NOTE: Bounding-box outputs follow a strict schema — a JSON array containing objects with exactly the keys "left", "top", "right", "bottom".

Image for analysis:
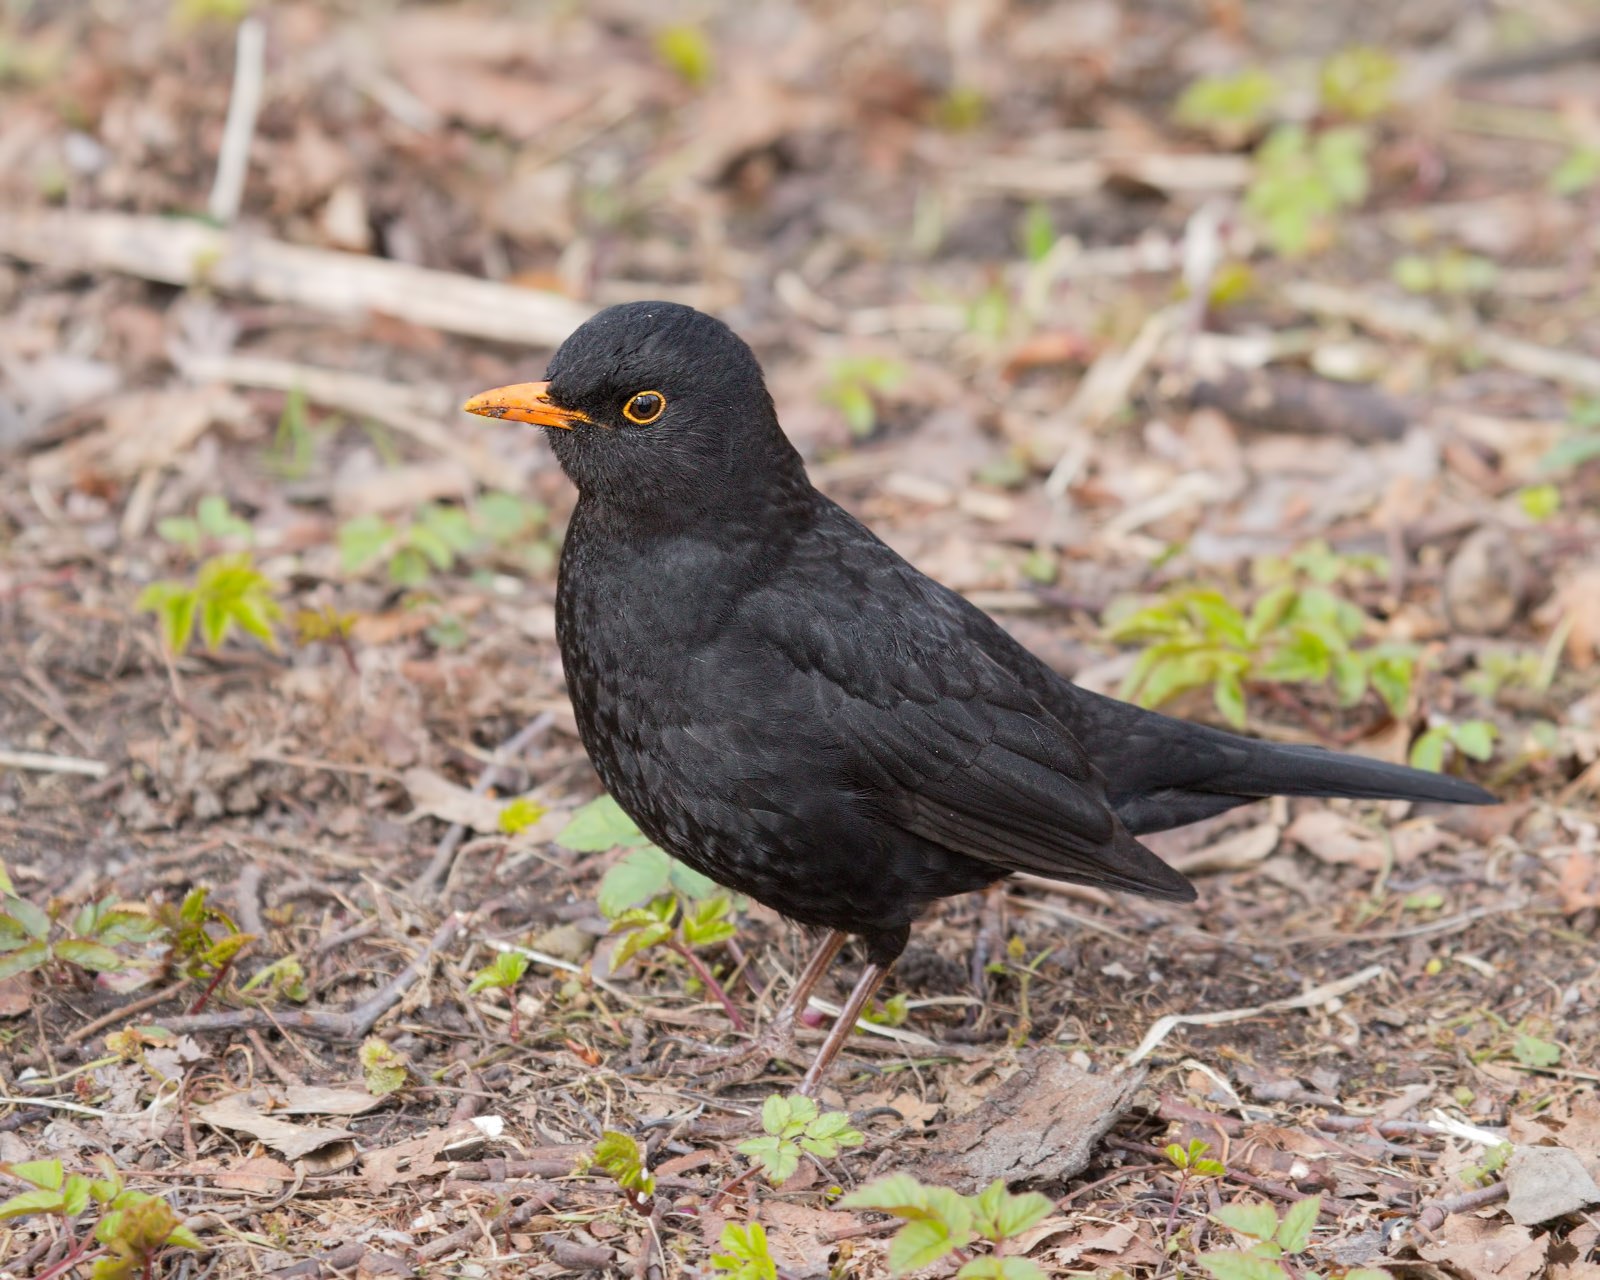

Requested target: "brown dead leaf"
[
  {"left": 0, "top": 975, "right": 31, "bottom": 1018},
  {"left": 400, "top": 767, "right": 505, "bottom": 832},
  {"left": 1286, "top": 809, "right": 1443, "bottom": 870},
  {"left": 215, "top": 1155, "right": 296, "bottom": 1195},
  {"left": 195, "top": 1094, "right": 357, "bottom": 1162},
  {"left": 1419, "top": 1216, "right": 1549, "bottom": 1280},
  {"left": 28, "top": 386, "right": 248, "bottom": 484},
  {"left": 1170, "top": 821, "right": 1280, "bottom": 874},
  {"left": 1547, "top": 568, "right": 1600, "bottom": 670},
  {"left": 1558, "top": 850, "right": 1600, "bottom": 914},
  {"left": 361, "top": 1120, "right": 493, "bottom": 1193}
]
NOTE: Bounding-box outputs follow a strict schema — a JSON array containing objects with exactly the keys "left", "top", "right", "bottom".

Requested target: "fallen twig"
[
  {"left": 0, "top": 210, "right": 592, "bottom": 347},
  {"left": 0, "top": 748, "right": 109, "bottom": 778},
  {"left": 151, "top": 913, "right": 464, "bottom": 1040},
  {"left": 208, "top": 17, "right": 265, "bottom": 223},
  {"left": 1414, "top": 1181, "right": 1509, "bottom": 1235},
  {"left": 1124, "top": 964, "right": 1387, "bottom": 1066}
]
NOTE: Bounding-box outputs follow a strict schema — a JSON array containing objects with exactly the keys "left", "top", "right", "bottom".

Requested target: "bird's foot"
[{"left": 651, "top": 1015, "right": 802, "bottom": 1090}]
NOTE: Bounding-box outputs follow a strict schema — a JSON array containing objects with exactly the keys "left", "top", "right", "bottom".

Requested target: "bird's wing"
[{"left": 746, "top": 508, "right": 1195, "bottom": 902}]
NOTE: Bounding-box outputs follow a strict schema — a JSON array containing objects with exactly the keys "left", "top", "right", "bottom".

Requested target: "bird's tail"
[{"left": 1074, "top": 690, "right": 1496, "bottom": 836}]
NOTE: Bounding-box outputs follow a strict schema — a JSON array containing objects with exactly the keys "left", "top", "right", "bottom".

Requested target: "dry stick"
[
  {"left": 409, "top": 712, "right": 555, "bottom": 898},
  {"left": 150, "top": 912, "right": 464, "bottom": 1039},
  {"left": 63, "top": 982, "right": 188, "bottom": 1045},
  {"left": 1106, "top": 1137, "right": 1310, "bottom": 1206},
  {"left": 0, "top": 748, "right": 109, "bottom": 778},
  {"left": 207, "top": 16, "right": 265, "bottom": 223},
  {"left": 412, "top": 1188, "right": 561, "bottom": 1262},
  {"left": 1415, "top": 1182, "right": 1509, "bottom": 1234},
  {"left": 0, "top": 210, "right": 592, "bottom": 348}
]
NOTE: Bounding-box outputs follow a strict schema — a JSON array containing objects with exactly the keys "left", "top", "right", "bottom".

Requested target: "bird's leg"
[
  {"left": 966, "top": 882, "right": 1008, "bottom": 1027},
  {"left": 797, "top": 960, "right": 889, "bottom": 1096},
  {"left": 662, "top": 930, "right": 847, "bottom": 1085}
]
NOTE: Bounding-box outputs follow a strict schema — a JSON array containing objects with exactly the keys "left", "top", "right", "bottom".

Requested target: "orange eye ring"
[{"left": 623, "top": 390, "right": 666, "bottom": 425}]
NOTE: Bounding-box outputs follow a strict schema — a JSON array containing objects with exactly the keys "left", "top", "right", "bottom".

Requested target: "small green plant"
[
  {"left": 655, "top": 24, "right": 712, "bottom": 86},
  {"left": 468, "top": 950, "right": 531, "bottom": 1039},
  {"left": 1542, "top": 397, "right": 1600, "bottom": 474},
  {"left": 1460, "top": 1141, "right": 1512, "bottom": 1188},
  {"left": 1246, "top": 124, "right": 1370, "bottom": 257},
  {"left": 736, "top": 1094, "right": 864, "bottom": 1187},
  {"left": 0, "top": 893, "right": 162, "bottom": 987},
  {"left": 559, "top": 798, "right": 746, "bottom": 1025},
  {"left": 1408, "top": 718, "right": 1497, "bottom": 772},
  {"left": 1198, "top": 1193, "right": 1392, "bottom": 1279},
  {"left": 838, "top": 1173, "right": 1054, "bottom": 1279},
  {"left": 138, "top": 553, "right": 282, "bottom": 654},
  {"left": 1392, "top": 250, "right": 1498, "bottom": 296},
  {"left": 1551, "top": 146, "right": 1600, "bottom": 197},
  {"left": 711, "top": 1221, "right": 776, "bottom": 1280},
  {"left": 1317, "top": 46, "right": 1398, "bottom": 120},
  {"left": 237, "top": 954, "right": 308, "bottom": 1003},
  {"left": 339, "top": 493, "right": 549, "bottom": 587},
  {"left": 821, "top": 356, "right": 907, "bottom": 438},
  {"left": 1016, "top": 203, "right": 1056, "bottom": 262},
  {"left": 0, "top": 1156, "right": 202, "bottom": 1279},
  {"left": 498, "top": 796, "right": 548, "bottom": 836},
  {"left": 155, "top": 495, "right": 254, "bottom": 553},
  {"left": 1174, "top": 68, "right": 1278, "bottom": 142},
  {"left": 592, "top": 1131, "right": 654, "bottom": 1211},
  {"left": 1107, "top": 542, "right": 1417, "bottom": 730},
  {"left": 155, "top": 887, "right": 255, "bottom": 1011},
  {"left": 359, "top": 1036, "right": 408, "bottom": 1096}
]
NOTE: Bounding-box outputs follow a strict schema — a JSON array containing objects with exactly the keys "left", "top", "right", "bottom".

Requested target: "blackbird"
[{"left": 466, "top": 302, "right": 1493, "bottom": 1093}]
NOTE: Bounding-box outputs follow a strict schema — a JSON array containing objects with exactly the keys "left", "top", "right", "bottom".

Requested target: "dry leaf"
[
  {"left": 401, "top": 767, "right": 505, "bottom": 831},
  {"left": 1418, "top": 1215, "right": 1549, "bottom": 1280},
  {"left": 195, "top": 1094, "right": 357, "bottom": 1162},
  {"left": 215, "top": 1155, "right": 295, "bottom": 1195}
]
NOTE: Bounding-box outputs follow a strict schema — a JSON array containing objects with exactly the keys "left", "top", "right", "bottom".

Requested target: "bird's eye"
[{"left": 622, "top": 390, "right": 666, "bottom": 425}]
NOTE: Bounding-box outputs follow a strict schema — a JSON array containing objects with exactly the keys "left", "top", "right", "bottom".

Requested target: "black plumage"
[{"left": 466, "top": 302, "right": 1492, "bottom": 1090}]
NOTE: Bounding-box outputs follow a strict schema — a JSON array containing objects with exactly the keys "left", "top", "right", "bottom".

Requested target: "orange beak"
[{"left": 461, "top": 381, "right": 591, "bottom": 430}]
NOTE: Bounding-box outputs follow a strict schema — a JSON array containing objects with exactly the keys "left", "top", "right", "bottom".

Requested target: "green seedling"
[
  {"left": 0, "top": 893, "right": 162, "bottom": 989},
  {"left": 736, "top": 1094, "right": 864, "bottom": 1187},
  {"left": 1318, "top": 46, "right": 1398, "bottom": 120},
  {"left": 467, "top": 951, "right": 531, "bottom": 1039},
  {"left": 821, "top": 356, "right": 907, "bottom": 438},
  {"left": 139, "top": 504, "right": 281, "bottom": 654},
  {"left": 838, "top": 1173, "right": 1054, "bottom": 1279},
  {"left": 1551, "top": 146, "right": 1600, "bottom": 196},
  {"left": 1408, "top": 718, "right": 1497, "bottom": 772},
  {"left": 1246, "top": 123, "right": 1370, "bottom": 257},
  {"left": 592, "top": 1131, "right": 654, "bottom": 1211},
  {"left": 0, "top": 1155, "right": 202, "bottom": 1280},
  {"left": 1199, "top": 1193, "right": 1393, "bottom": 1279},
  {"left": 560, "top": 798, "right": 746, "bottom": 1027},
  {"left": 155, "top": 887, "right": 255, "bottom": 1012},
  {"left": 360, "top": 1036, "right": 408, "bottom": 1096},
  {"left": 1107, "top": 541, "right": 1417, "bottom": 731},
  {"left": 710, "top": 1221, "right": 777, "bottom": 1280},
  {"left": 655, "top": 24, "right": 712, "bottom": 86},
  {"left": 1392, "top": 250, "right": 1498, "bottom": 296},
  {"left": 1174, "top": 68, "right": 1278, "bottom": 143},
  {"left": 339, "top": 492, "right": 549, "bottom": 588}
]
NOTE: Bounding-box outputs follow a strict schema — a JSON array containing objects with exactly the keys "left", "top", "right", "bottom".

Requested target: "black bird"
[{"left": 465, "top": 302, "right": 1493, "bottom": 1093}]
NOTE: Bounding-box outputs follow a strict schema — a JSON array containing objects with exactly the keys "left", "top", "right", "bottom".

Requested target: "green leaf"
[
  {"left": 593, "top": 1130, "right": 654, "bottom": 1195},
  {"left": 2, "top": 894, "right": 50, "bottom": 940},
  {"left": 595, "top": 847, "right": 674, "bottom": 917},
  {"left": 1212, "top": 1201, "right": 1280, "bottom": 1241},
  {"left": 1512, "top": 1032, "right": 1561, "bottom": 1067},
  {"left": 1409, "top": 726, "right": 1448, "bottom": 772},
  {"left": 54, "top": 940, "right": 125, "bottom": 973},
  {"left": 498, "top": 797, "right": 547, "bottom": 836},
  {"left": 611, "top": 919, "right": 673, "bottom": 969},
  {"left": 467, "top": 950, "right": 529, "bottom": 995},
  {"left": 1198, "top": 1253, "right": 1289, "bottom": 1280},
  {"left": 1274, "top": 1195, "right": 1321, "bottom": 1253},
  {"left": 889, "top": 1216, "right": 968, "bottom": 1275},
  {"left": 1213, "top": 672, "right": 1247, "bottom": 729},
  {"left": 1551, "top": 147, "right": 1600, "bottom": 197},
  {"left": 0, "top": 941, "right": 51, "bottom": 981},
  {"left": 655, "top": 23, "right": 713, "bottom": 87},
  {"left": 9, "top": 1159, "right": 64, "bottom": 1190},
  {"left": 558, "top": 795, "right": 651, "bottom": 854},
  {"left": 839, "top": 1172, "right": 937, "bottom": 1216},
  {"left": 359, "top": 1037, "right": 408, "bottom": 1097},
  {"left": 387, "top": 545, "right": 431, "bottom": 587},
  {"left": 1516, "top": 484, "right": 1561, "bottom": 521},
  {"left": 1450, "top": 720, "right": 1498, "bottom": 762},
  {"left": 681, "top": 895, "right": 737, "bottom": 948},
  {"left": 736, "top": 1133, "right": 800, "bottom": 1186},
  {"left": 667, "top": 859, "right": 720, "bottom": 901},
  {"left": 1343, "top": 1269, "right": 1395, "bottom": 1280},
  {"left": 338, "top": 514, "right": 395, "bottom": 573},
  {"left": 0, "top": 1187, "right": 67, "bottom": 1218},
  {"left": 958, "top": 1259, "right": 1049, "bottom": 1280},
  {"left": 711, "top": 1222, "right": 776, "bottom": 1280},
  {"left": 59, "top": 1174, "right": 92, "bottom": 1218},
  {"left": 1318, "top": 46, "right": 1396, "bottom": 120}
]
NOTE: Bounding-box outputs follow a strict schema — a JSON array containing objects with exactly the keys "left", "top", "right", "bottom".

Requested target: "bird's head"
[{"left": 464, "top": 301, "right": 807, "bottom": 516}]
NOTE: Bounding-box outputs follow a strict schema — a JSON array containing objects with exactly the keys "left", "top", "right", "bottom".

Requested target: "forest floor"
[{"left": 1, "top": 1, "right": 1597, "bottom": 1278}]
